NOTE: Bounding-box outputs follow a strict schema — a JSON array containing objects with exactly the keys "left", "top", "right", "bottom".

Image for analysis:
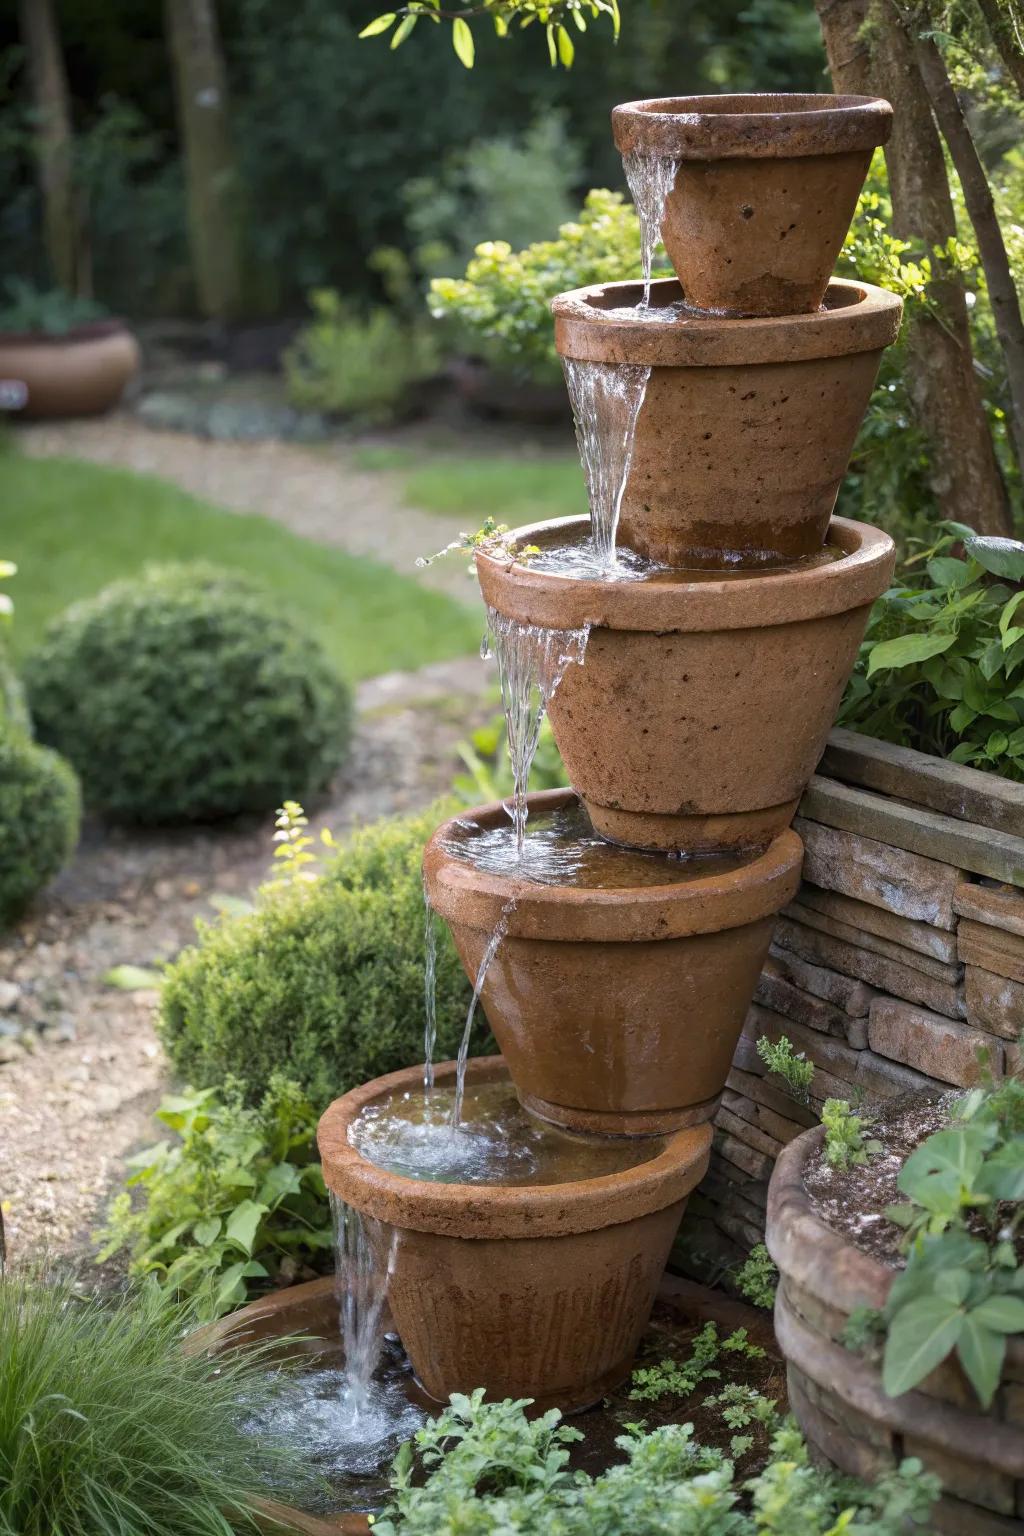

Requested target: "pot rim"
[
  {"left": 318, "top": 1057, "right": 712, "bottom": 1238},
  {"left": 0, "top": 318, "right": 132, "bottom": 347},
  {"left": 422, "top": 788, "right": 802, "bottom": 941},
  {"left": 552, "top": 277, "right": 903, "bottom": 367},
  {"left": 611, "top": 93, "right": 892, "bottom": 160},
  {"left": 476, "top": 515, "right": 895, "bottom": 634}
]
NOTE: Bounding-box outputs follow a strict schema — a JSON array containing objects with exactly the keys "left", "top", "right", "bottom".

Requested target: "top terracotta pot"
[{"left": 612, "top": 94, "right": 893, "bottom": 317}]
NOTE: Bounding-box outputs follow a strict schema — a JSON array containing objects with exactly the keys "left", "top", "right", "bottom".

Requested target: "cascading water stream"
[
  {"left": 330, "top": 1194, "right": 398, "bottom": 1424},
  {"left": 422, "top": 882, "right": 438, "bottom": 1094},
  {"left": 562, "top": 358, "right": 650, "bottom": 569},
  {"left": 622, "top": 148, "right": 678, "bottom": 308},
  {"left": 450, "top": 896, "right": 515, "bottom": 1128}
]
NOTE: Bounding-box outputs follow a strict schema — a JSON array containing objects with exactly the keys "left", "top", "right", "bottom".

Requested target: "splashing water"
[
  {"left": 422, "top": 883, "right": 438, "bottom": 1094},
  {"left": 330, "top": 1193, "right": 398, "bottom": 1424},
  {"left": 483, "top": 609, "right": 589, "bottom": 853},
  {"left": 562, "top": 358, "right": 650, "bottom": 567},
  {"left": 451, "top": 897, "right": 515, "bottom": 1128},
  {"left": 622, "top": 148, "right": 678, "bottom": 307}
]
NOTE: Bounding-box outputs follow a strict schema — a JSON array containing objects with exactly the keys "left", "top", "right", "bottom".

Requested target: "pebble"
[
  {"left": 0, "top": 981, "right": 21, "bottom": 1011},
  {"left": 0, "top": 1039, "right": 25, "bottom": 1064}
]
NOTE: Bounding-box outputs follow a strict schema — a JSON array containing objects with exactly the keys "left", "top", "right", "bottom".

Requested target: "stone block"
[
  {"left": 964, "top": 968, "right": 1024, "bottom": 1042},
  {"left": 755, "top": 956, "right": 868, "bottom": 1045},
  {"left": 783, "top": 899, "right": 963, "bottom": 981},
  {"left": 724, "top": 1066, "right": 818, "bottom": 1129},
  {"left": 955, "top": 880, "right": 1024, "bottom": 939},
  {"left": 797, "top": 883, "right": 958, "bottom": 962},
  {"left": 794, "top": 812, "right": 962, "bottom": 928},
  {"left": 721, "top": 1085, "right": 809, "bottom": 1145},
  {"left": 715, "top": 1103, "right": 783, "bottom": 1161},
  {"left": 747, "top": 1005, "right": 945, "bottom": 1103},
  {"left": 714, "top": 1129, "right": 773, "bottom": 1182},
  {"left": 775, "top": 916, "right": 966, "bottom": 1019},
  {"left": 868, "top": 997, "right": 1000, "bottom": 1087},
  {"left": 767, "top": 940, "right": 878, "bottom": 1013},
  {"left": 958, "top": 919, "right": 1024, "bottom": 986},
  {"left": 903, "top": 1436, "right": 1017, "bottom": 1517}
]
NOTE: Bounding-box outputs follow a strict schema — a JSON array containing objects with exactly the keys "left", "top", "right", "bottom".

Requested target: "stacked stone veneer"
[{"left": 676, "top": 726, "right": 1024, "bottom": 1282}]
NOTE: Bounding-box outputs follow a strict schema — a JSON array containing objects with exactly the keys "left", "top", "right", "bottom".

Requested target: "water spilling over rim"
[
  {"left": 621, "top": 148, "right": 677, "bottom": 309},
  {"left": 561, "top": 357, "right": 649, "bottom": 568}
]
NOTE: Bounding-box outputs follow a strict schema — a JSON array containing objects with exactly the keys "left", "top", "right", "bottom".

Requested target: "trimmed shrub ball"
[
  {"left": 0, "top": 730, "right": 81, "bottom": 924},
  {"left": 24, "top": 564, "right": 352, "bottom": 824},
  {"left": 160, "top": 803, "right": 480, "bottom": 1108}
]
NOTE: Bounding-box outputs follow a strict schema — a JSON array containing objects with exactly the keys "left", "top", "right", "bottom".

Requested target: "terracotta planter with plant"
[
  {"left": 477, "top": 515, "right": 895, "bottom": 854},
  {"left": 0, "top": 320, "right": 139, "bottom": 418},
  {"left": 766, "top": 1093, "right": 1024, "bottom": 1536},
  {"left": 553, "top": 276, "right": 901, "bottom": 568},
  {"left": 611, "top": 93, "right": 892, "bottom": 317},
  {"left": 423, "top": 790, "right": 802, "bottom": 1134},
  {"left": 318, "top": 1057, "right": 711, "bottom": 1412}
]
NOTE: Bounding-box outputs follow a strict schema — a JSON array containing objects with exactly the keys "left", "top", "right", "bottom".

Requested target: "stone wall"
[{"left": 674, "top": 727, "right": 1024, "bottom": 1285}]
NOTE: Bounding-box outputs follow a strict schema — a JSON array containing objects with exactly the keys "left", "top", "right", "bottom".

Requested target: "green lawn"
[
  {"left": 351, "top": 444, "right": 586, "bottom": 526},
  {"left": 2, "top": 454, "right": 481, "bottom": 679}
]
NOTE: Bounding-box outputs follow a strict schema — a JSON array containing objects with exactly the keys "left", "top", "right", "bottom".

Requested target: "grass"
[
  {"left": 3, "top": 454, "right": 480, "bottom": 677},
  {"left": 401, "top": 454, "right": 586, "bottom": 524}
]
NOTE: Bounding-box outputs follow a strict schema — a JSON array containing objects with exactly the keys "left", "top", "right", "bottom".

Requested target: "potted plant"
[{"left": 0, "top": 278, "right": 139, "bottom": 418}]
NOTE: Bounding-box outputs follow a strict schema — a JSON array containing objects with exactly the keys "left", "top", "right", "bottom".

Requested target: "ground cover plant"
[
  {"left": 97, "top": 1074, "right": 333, "bottom": 1316},
  {"left": 160, "top": 802, "right": 475, "bottom": 1108},
  {"left": 285, "top": 290, "right": 439, "bottom": 421},
  {"left": 24, "top": 563, "right": 352, "bottom": 824},
  {"left": 0, "top": 1276, "right": 310, "bottom": 1536},
  {"left": 840, "top": 524, "right": 1024, "bottom": 777},
  {"left": 2, "top": 454, "right": 479, "bottom": 675}
]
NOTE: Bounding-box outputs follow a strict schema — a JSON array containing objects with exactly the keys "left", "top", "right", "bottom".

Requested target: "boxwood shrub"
[
  {"left": 0, "top": 729, "right": 81, "bottom": 925},
  {"left": 160, "top": 804, "right": 478, "bottom": 1107},
  {"left": 23, "top": 563, "right": 352, "bottom": 824}
]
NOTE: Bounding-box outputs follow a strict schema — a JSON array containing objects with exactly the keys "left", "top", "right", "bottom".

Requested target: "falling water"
[
  {"left": 330, "top": 1193, "right": 398, "bottom": 1423},
  {"left": 451, "top": 896, "right": 515, "bottom": 1128},
  {"left": 483, "top": 609, "right": 589, "bottom": 853},
  {"left": 622, "top": 148, "right": 678, "bottom": 307},
  {"left": 422, "top": 883, "right": 438, "bottom": 1094},
  {"left": 562, "top": 358, "right": 650, "bottom": 567}
]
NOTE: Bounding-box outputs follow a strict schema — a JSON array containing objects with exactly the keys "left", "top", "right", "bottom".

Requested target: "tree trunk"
[
  {"left": 910, "top": 26, "right": 1024, "bottom": 474},
  {"left": 814, "top": 0, "right": 1013, "bottom": 536},
  {"left": 975, "top": 0, "right": 1024, "bottom": 101},
  {"left": 164, "top": 0, "right": 245, "bottom": 321},
  {"left": 18, "top": 0, "right": 83, "bottom": 295}
]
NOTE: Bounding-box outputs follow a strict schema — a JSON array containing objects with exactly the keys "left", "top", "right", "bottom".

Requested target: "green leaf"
[
  {"left": 926, "top": 556, "right": 972, "bottom": 589},
  {"left": 451, "top": 16, "right": 474, "bottom": 66},
  {"left": 390, "top": 13, "right": 416, "bottom": 47},
  {"left": 866, "top": 631, "right": 955, "bottom": 677},
  {"left": 882, "top": 1295, "right": 964, "bottom": 1396},
  {"left": 104, "top": 964, "right": 163, "bottom": 991},
  {"left": 257, "top": 1161, "right": 304, "bottom": 1209},
  {"left": 546, "top": 20, "right": 557, "bottom": 65},
  {"left": 958, "top": 1315, "right": 1005, "bottom": 1407},
  {"left": 934, "top": 1268, "right": 971, "bottom": 1305},
  {"left": 986, "top": 731, "right": 1009, "bottom": 757},
  {"left": 965, "top": 535, "right": 1024, "bottom": 582},
  {"left": 556, "top": 23, "right": 574, "bottom": 65},
  {"left": 192, "top": 1217, "right": 222, "bottom": 1247},
  {"left": 223, "top": 1199, "right": 267, "bottom": 1257},
  {"left": 207, "top": 892, "right": 255, "bottom": 919},
  {"left": 970, "top": 1295, "right": 1024, "bottom": 1333},
  {"left": 358, "top": 12, "right": 397, "bottom": 36}
]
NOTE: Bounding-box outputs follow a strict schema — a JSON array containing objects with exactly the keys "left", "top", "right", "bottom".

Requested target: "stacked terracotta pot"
[{"left": 321, "top": 93, "right": 902, "bottom": 1413}]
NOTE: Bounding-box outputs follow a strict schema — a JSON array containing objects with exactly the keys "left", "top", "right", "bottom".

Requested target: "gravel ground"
[{"left": 0, "top": 658, "right": 492, "bottom": 1273}]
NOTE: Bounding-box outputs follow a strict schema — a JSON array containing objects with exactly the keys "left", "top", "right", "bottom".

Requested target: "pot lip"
[
  {"left": 611, "top": 93, "right": 892, "bottom": 159},
  {"left": 476, "top": 515, "right": 895, "bottom": 634},
  {"left": 0, "top": 317, "right": 132, "bottom": 347},
  {"left": 552, "top": 276, "right": 903, "bottom": 366},
  {"left": 318, "top": 1057, "right": 712, "bottom": 1239},
  {"left": 422, "top": 787, "right": 803, "bottom": 941}
]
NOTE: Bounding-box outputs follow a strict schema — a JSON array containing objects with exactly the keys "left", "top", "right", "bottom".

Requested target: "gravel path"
[
  {"left": 0, "top": 659, "right": 492, "bottom": 1273},
  {"left": 18, "top": 416, "right": 476, "bottom": 602}
]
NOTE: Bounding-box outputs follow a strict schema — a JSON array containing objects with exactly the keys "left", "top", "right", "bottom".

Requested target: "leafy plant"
[
  {"left": 96, "top": 1074, "right": 333, "bottom": 1316},
  {"left": 358, "top": 0, "right": 622, "bottom": 71},
  {"left": 0, "top": 1276, "right": 310, "bottom": 1535},
  {"left": 822, "top": 1098, "right": 882, "bottom": 1171},
  {"left": 451, "top": 707, "right": 568, "bottom": 806},
  {"left": 372, "top": 1389, "right": 938, "bottom": 1534},
  {"left": 876, "top": 1074, "right": 1024, "bottom": 1406},
  {"left": 24, "top": 563, "right": 352, "bottom": 825},
  {"left": 284, "top": 291, "right": 438, "bottom": 422},
  {"left": 756, "top": 1034, "right": 815, "bottom": 1104},
  {"left": 629, "top": 1324, "right": 763, "bottom": 1403},
  {"left": 705, "top": 1384, "right": 778, "bottom": 1432},
  {"left": 416, "top": 517, "right": 541, "bottom": 571},
  {"left": 840, "top": 524, "right": 1024, "bottom": 778},
  {"left": 0, "top": 728, "right": 81, "bottom": 927},
  {"left": 160, "top": 802, "right": 475, "bottom": 1108},
  {"left": 0, "top": 277, "right": 108, "bottom": 334},
  {"left": 734, "top": 1245, "right": 779, "bottom": 1311}
]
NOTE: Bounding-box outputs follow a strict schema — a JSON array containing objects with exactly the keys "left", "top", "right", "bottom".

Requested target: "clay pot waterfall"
[
  {"left": 319, "top": 1058, "right": 711, "bottom": 1412},
  {"left": 423, "top": 791, "right": 802, "bottom": 1134},
  {"left": 477, "top": 516, "right": 895, "bottom": 854},
  {"left": 612, "top": 93, "right": 892, "bottom": 317},
  {"left": 554, "top": 276, "right": 902, "bottom": 569}
]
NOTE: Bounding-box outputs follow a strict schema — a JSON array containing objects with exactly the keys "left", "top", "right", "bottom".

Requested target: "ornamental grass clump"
[
  {"left": 23, "top": 563, "right": 352, "bottom": 824},
  {"left": 0, "top": 1277, "right": 311, "bottom": 1536}
]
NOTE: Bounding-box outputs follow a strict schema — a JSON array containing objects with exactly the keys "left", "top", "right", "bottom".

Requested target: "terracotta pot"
[
  {"left": 319, "top": 1057, "right": 711, "bottom": 1412},
  {"left": 611, "top": 93, "right": 892, "bottom": 317},
  {"left": 0, "top": 320, "right": 140, "bottom": 418},
  {"left": 767, "top": 1126, "right": 1024, "bottom": 1534},
  {"left": 422, "top": 790, "right": 802, "bottom": 1134},
  {"left": 476, "top": 515, "right": 895, "bottom": 854},
  {"left": 553, "top": 276, "right": 902, "bottom": 568}
]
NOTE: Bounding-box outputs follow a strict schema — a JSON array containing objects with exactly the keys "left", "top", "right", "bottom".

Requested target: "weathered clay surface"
[
  {"left": 611, "top": 94, "right": 892, "bottom": 316},
  {"left": 553, "top": 277, "right": 901, "bottom": 567},
  {"left": 478, "top": 517, "right": 894, "bottom": 853},
  {"left": 319, "top": 1058, "right": 711, "bottom": 1410},
  {"left": 0, "top": 322, "right": 140, "bottom": 418},
  {"left": 424, "top": 792, "right": 802, "bottom": 1132},
  {"left": 767, "top": 1126, "right": 1024, "bottom": 1533}
]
